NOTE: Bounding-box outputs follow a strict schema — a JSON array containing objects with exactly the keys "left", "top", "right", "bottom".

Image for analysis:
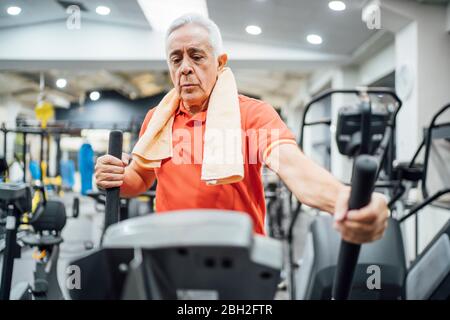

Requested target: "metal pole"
[
  {"left": 22, "top": 133, "right": 27, "bottom": 182},
  {"left": 0, "top": 205, "right": 18, "bottom": 300}
]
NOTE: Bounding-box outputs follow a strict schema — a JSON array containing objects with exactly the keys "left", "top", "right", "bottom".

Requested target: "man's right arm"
[{"left": 96, "top": 108, "right": 157, "bottom": 197}]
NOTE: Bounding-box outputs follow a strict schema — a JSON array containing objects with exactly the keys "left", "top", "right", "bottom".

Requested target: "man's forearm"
[
  {"left": 267, "top": 144, "right": 346, "bottom": 214},
  {"left": 285, "top": 160, "right": 345, "bottom": 214},
  {"left": 120, "top": 164, "right": 155, "bottom": 198}
]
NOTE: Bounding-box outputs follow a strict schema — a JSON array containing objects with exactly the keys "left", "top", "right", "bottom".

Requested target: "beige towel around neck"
[{"left": 132, "top": 67, "right": 244, "bottom": 185}]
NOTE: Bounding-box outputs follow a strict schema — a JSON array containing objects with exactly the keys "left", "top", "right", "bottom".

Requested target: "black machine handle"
[
  {"left": 359, "top": 100, "right": 372, "bottom": 155},
  {"left": 332, "top": 155, "right": 378, "bottom": 300},
  {"left": 103, "top": 130, "right": 123, "bottom": 234}
]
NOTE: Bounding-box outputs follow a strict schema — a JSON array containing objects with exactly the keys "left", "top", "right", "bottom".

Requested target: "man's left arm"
[{"left": 265, "top": 143, "right": 389, "bottom": 244}]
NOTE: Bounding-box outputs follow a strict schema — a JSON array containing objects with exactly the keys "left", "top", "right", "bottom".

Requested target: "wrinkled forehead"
[{"left": 166, "top": 24, "right": 214, "bottom": 56}]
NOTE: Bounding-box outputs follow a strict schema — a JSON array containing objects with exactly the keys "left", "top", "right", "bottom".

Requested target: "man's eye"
[
  {"left": 172, "top": 58, "right": 181, "bottom": 64},
  {"left": 192, "top": 55, "right": 203, "bottom": 61}
]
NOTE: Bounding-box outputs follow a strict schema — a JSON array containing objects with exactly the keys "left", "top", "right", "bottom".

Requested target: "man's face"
[{"left": 167, "top": 23, "right": 226, "bottom": 107}]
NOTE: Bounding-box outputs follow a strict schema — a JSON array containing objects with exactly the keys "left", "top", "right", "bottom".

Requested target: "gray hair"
[{"left": 165, "top": 13, "right": 224, "bottom": 57}]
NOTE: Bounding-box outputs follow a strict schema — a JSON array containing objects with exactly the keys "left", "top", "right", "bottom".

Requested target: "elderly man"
[{"left": 95, "top": 14, "right": 388, "bottom": 244}]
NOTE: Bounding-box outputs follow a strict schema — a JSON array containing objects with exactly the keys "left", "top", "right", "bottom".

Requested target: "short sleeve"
[{"left": 244, "top": 100, "right": 297, "bottom": 163}]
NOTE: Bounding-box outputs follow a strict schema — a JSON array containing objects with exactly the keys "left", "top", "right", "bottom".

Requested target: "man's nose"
[{"left": 180, "top": 60, "right": 193, "bottom": 75}]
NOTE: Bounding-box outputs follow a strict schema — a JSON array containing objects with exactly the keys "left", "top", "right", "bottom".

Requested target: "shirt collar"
[{"left": 176, "top": 100, "right": 207, "bottom": 123}]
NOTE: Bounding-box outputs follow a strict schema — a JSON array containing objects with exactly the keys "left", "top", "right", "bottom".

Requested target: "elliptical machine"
[
  {"left": 393, "top": 103, "right": 450, "bottom": 300},
  {"left": 290, "top": 89, "right": 450, "bottom": 300},
  {"left": 0, "top": 182, "right": 67, "bottom": 300},
  {"left": 66, "top": 130, "right": 378, "bottom": 300}
]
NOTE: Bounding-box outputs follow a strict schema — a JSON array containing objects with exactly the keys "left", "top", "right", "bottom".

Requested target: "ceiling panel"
[
  {"left": 208, "top": 0, "right": 377, "bottom": 55},
  {"left": 1, "top": 0, "right": 380, "bottom": 55},
  {"left": 0, "top": 0, "right": 150, "bottom": 29}
]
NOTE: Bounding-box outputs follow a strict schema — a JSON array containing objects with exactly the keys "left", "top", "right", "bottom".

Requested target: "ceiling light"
[
  {"left": 246, "top": 25, "right": 262, "bottom": 35},
  {"left": 89, "top": 91, "right": 101, "bottom": 101},
  {"left": 307, "top": 34, "right": 323, "bottom": 45},
  {"left": 7, "top": 6, "right": 22, "bottom": 15},
  {"left": 328, "top": 1, "right": 346, "bottom": 11},
  {"left": 56, "top": 78, "right": 67, "bottom": 89},
  {"left": 96, "top": 6, "right": 111, "bottom": 16}
]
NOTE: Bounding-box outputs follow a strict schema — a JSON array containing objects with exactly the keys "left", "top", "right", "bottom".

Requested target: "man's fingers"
[
  {"left": 334, "top": 220, "right": 372, "bottom": 236},
  {"left": 94, "top": 154, "right": 127, "bottom": 190},
  {"left": 346, "top": 195, "right": 388, "bottom": 224},
  {"left": 95, "top": 164, "right": 124, "bottom": 175},
  {"left": 334, "top": 222, "right": 374, "bottom": 244},
  {"left": 98, "top": 155, "right": 124, "bottom": 167},
  {"left": 333, "top": 192, "right": 389, "bottom": 244},
  {"left": 337, "top": 218, "right": 387, "bottom": 235},
  {"left": 97, "top": 173, "right": 124, "bottom": 182},
  {"left": 346, "top": 207, "right": 378, "bottom": 224},
  {"left": 334, "top": 219, "right": 387, "bottom": 243}
]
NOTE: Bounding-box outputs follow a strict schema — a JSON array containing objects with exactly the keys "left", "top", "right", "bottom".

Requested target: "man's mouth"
[{"left": 181, "top": 84, "right": 198, "bottom": 88}]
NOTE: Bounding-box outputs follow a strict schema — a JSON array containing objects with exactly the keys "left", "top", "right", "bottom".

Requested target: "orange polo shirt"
[{"left": 136, "top": 94, "right": 296, "bottom": 235}]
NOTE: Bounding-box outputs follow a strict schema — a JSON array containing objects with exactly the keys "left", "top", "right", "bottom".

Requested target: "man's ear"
[{"left": 217, "top": 53, "right": 228, "bottom": 71}]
